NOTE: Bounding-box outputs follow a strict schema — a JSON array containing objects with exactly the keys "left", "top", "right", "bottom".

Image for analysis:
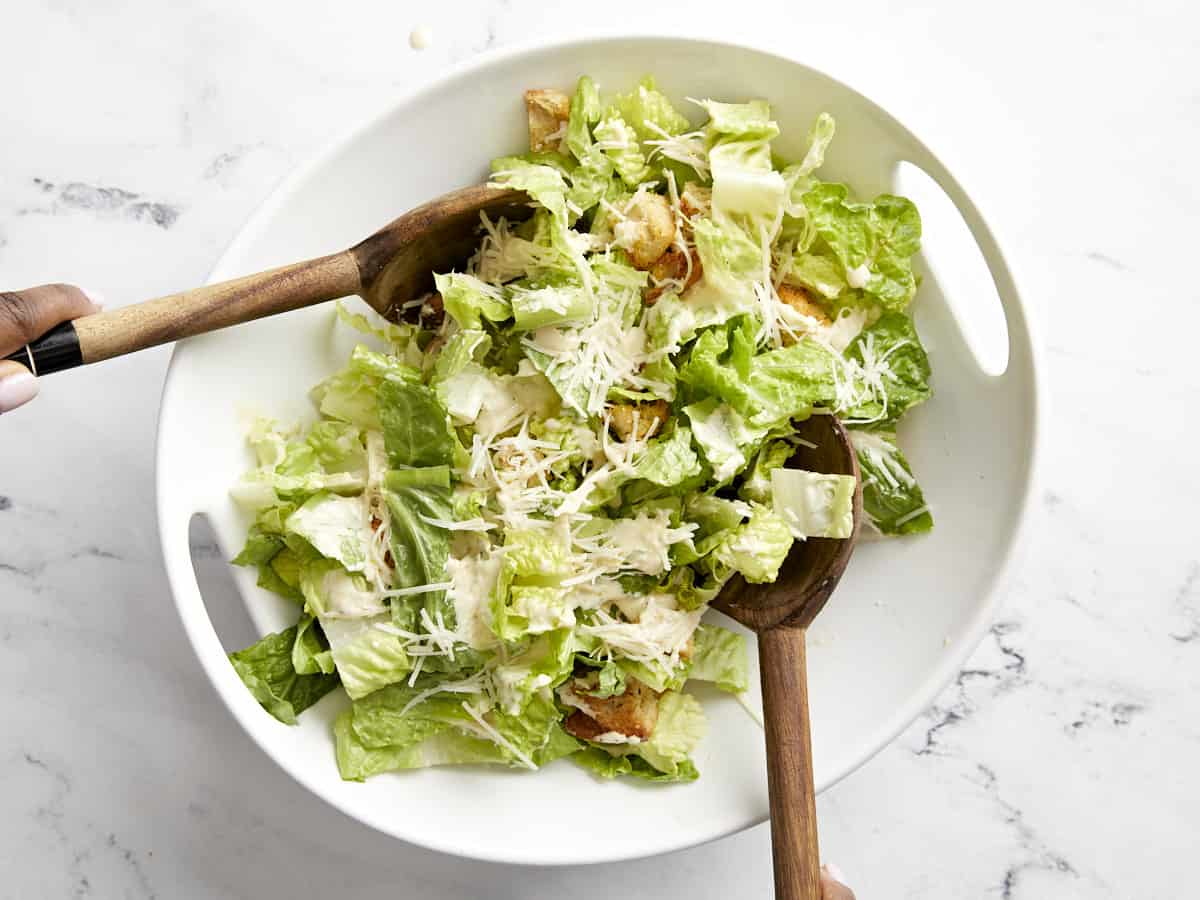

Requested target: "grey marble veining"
[{"left": 1, "top": 1, "right": 1195, "bottom": 897}]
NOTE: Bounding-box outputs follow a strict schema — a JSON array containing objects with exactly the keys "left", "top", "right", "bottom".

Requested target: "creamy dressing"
[
  {"left": 445, "top": 553, "right": 504, "bottom": 650},
  {"left": 846, "top": 262, "right": 872, "bottom": 289}
]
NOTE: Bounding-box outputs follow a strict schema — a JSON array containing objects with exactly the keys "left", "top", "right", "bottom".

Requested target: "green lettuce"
[
  {"left": 636, "top": 691, "right": 706, "bottom": 777},
  {"left": 707, "top": 503, "right": 794, "bottom": 583},
  {"left": 841, "top": 312, "right": 932, "bottom": 422},
  {"left": 335, "top": 711, "right": 503, "bottom": 781},
  {"left": 771, "top": 469, "right": 856, "bottom": 539},
  {"left": 565, "top": 75, "right": 602, "bottom": 160},
  {"left": 491, "top": 629, "right": 576, "bottom": 713},
  {"left": 490, "top": 529, "right": 572, "bottom": 640},
  {"left": 434, "top": 272, "right": 512, "bottom": 330},
  {"left": 292, "top": 613, "right": 335, "bottom": 675},
  {"left": 737, "top": 439, "right": 794, "bottom": 504},
  {"left": 310, "top": 345, "right": 421, "bottom": 430},
  {"left": 594, "top": 114, "right": 649, "bottom": 186},
  {"left": 611, "top": 76, "right": 691, "bottom": 142},
  {"left": 385, "top": 480, "right": 452, "bottom": 624},
  {"left": 688, "top": 623, "right": 748, "bottom": 693},
  {"left": 684, "top": 398, "right": 767, "bottom": 483},
  {"left": 850, "top": 428, "right": 933, "bottom": 534},
  {"left": 229, "top": 625, "right": 340, "bottom": 724},
  {"left": 573, "top": 747, "right": 699, "bottom": 782},
  {"left": 634, "top": 424, "right": 703, "bottom": 487},
  {"left": 321, "top": 615, "right": 412, "bottom": 700},
  {"left": 801, "top": 183, "right": 921, "bottom": 311},
  {"left": 298, "top": 560, "right": 385, "bottom": 619},
  {"left": 489, "top": 158, "right": 572, "bottom": 227},
  {"left": 509, "top": 281, "right": 593, "bottom": 331},
  {"left": 378, "top": 380, "right": 455, "bottom": 469},
  {"left": 285, "top": 493, "right": 373, "bottom": 574},
  {"left": 230, "top": 422, "right": 367, "bottom": 513},
  {"left": 680, "top": 320, "right": 837, "bottom": 430}
]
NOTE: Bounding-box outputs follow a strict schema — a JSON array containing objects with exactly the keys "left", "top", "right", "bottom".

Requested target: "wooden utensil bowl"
[{"left": 712, "top": 415, "right": 864, "bottom": 630}]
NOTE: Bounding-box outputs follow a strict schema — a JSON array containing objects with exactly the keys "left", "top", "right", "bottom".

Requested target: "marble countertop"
[{"left": 2, "top": 1, "right": 1194, "bottom": 897}]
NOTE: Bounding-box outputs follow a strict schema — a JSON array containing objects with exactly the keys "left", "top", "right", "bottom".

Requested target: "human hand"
[
  {"left": 822, "top": 863, "right": 856, "bottom": 899},
  {"left": 0, "top": 284, "right": 101, "bottom": 414}
]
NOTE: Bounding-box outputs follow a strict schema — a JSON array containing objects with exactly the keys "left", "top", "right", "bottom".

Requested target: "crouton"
[
  {"left": 679, "top": 183, "right": 712, "bottom": 221},
  {"left": 563, "top": 678, "right": 661, "bottom": 741},
  {"left": 778, "top": 283, "right": 832, "bottom": 327},
  {"left": 645, "top": 243, "right": 703, "bottom": 304},
  {"left": 615, "top": 192, "right": 675, "bottom": 269},
  {"left": 609, "top": 400, "right": 669, "bottom": 442},
  {"left": 523, "top": 89, "right": 570, "bottom": 152}
]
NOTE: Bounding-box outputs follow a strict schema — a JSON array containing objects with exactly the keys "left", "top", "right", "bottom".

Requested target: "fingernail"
[
  {"left": 0, "top": 366, "right": 39, "bottom": 414},
  {"left": 80, "top": 286, "right": 105, "bottom": 312},
  {"left": 823, "top": 863, "right": 850, "bottom": 886}
]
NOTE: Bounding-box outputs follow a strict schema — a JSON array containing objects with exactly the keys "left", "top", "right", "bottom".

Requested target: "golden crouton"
[
  {"left": 778, "top": 283, "right": 832, "bottom": 327},
  {"left": 618, "top": 192, "right": 675, "bottom": 270},
  {"left": 645, "top": 243, "right": 703, "bottom": 304},
  {"left": 563, "top": 678, "right": 661, "bottom": 741},
  {"left": 609, "top": 400, "right": 669, "bottom": 442},
  {"left": 524, "top": 89, "right": 570, "bottom": 152}
]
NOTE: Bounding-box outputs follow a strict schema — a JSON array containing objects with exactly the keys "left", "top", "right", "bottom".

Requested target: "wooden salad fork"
[{"left": 712, "top": 413, "right": 863, "bottom": 900}]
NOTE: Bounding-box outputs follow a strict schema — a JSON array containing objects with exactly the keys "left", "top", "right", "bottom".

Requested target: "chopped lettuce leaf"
[
  {"left": 634, "top": 424, "right": 703, "bottom": 487},
  {"left": 566, "top": 75, "right": 602, "bottom": 160},
  {"left": 434, "top": 272, "right": 512, "bottom": 330},
  {"left": 841, "top": 311, "right": 932, "bottom": 423},
  {"left": 771, "top": 468, "right": 857, "bottom": 539},
  {"left": 635, "top": 690, "right": 706, "bottom": 777},
  {"left": 378, "top": 380, "right": 455, "bottom": 468},
  {"left": 594, "top": 114, "right": 649, "bottom": 186},
  {"left": 611, "top": 76, "right": 691, "bottom": 142},
  {"left": 229, "top": 625, "right": 340, "bottom": 724},
  {"left": 322, "top": 615, "right": 412, "bottom": 700},
  {"left": 684, "top": 397, "right": 767, "bottom": 483},
  {"left": 385, "top": 481, "right": 452, "bottom": 623},
  {"left": 293, "top": 613, "right": 336, "bottom": 675},
  {"left": 738, "top": 439, "right": 794, "bottom": 504},
  {"left": 286, "top": 493, "right": 373, "bottom": 574},
  {"left": 801, "top": 183, "right": 922, "bottom": 311},
  {"left": 310, "top": 345, "right": 421, "bottom": 430},
  {"left": 573, "top": 747, "right": 699, "bottom": 782},
  {"left": 707, "top": 503, "right": 794, "bottom": 583},
  {"left": 489, "top": 157, "right": 572, "bottom": 228},
  {"left": 850, "top": 428, "right": 934, "bottom": 534},
  {"left": 335, "top": 710, "right": 504, "bottom": 780},
  {"left": 688, "top": 624, "right": 748, "bottom": 693}
]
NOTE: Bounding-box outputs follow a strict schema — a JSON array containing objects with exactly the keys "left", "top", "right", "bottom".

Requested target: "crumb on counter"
[{"left": 409, "top": 25, "right": 434, "bottom": 50}]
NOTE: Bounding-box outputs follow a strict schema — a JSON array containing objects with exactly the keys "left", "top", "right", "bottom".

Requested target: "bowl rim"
[{"left": 156, "top": 31, "right": 1044, "bottom": 866}]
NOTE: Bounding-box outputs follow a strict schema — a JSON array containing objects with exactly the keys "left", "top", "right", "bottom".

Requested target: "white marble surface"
[{"left": 1, "top": 1, "right": 1196, "bottom": 897}]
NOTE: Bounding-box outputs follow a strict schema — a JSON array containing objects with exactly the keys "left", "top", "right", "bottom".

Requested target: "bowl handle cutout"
[
  {"left": 159, "top": 508, "right": 272, "bottom": 730},
  {"left": 891, "top": 158, "right": 1036, "bottom": 387},
  {"left": 187, "top": 512, "right": 263, "bottom": 653}
]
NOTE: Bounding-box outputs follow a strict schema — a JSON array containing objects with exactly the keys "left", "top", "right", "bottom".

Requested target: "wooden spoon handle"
[
  {"left": 13, "top": 251, "right": 362, "bottom": 373},
  {"left": 760, "top": 626, "right": 821, "bottom": 900}
]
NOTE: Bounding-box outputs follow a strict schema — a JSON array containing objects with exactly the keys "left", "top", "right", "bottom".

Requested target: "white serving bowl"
[{"left": 157, "top": 36, "right": 1041, "bottom": 865}]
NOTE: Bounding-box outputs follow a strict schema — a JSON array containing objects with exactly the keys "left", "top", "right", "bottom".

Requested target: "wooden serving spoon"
[
  {"left": 4, "top": 184, "right": 527, "bottom": 375},
  {"left": 712, "top": 413, "right": 863, "bottom": 900}
]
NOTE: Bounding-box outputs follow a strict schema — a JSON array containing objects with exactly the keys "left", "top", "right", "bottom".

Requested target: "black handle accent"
[{"left": 2, "top": 322, "right": 83, "bottom": 375}]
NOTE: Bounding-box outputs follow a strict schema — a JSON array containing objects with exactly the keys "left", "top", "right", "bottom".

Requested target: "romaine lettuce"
[
  {"left": 229, "top": 624, "right": 340, "bottom": 724},
  {"left": 850, "top": 427, "right": 934, "bottom": 534}
]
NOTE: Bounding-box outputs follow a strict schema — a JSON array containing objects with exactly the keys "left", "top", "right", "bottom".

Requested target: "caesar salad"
[{"left": 226, "top": 75, "right": 933, "bottom": 783}]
